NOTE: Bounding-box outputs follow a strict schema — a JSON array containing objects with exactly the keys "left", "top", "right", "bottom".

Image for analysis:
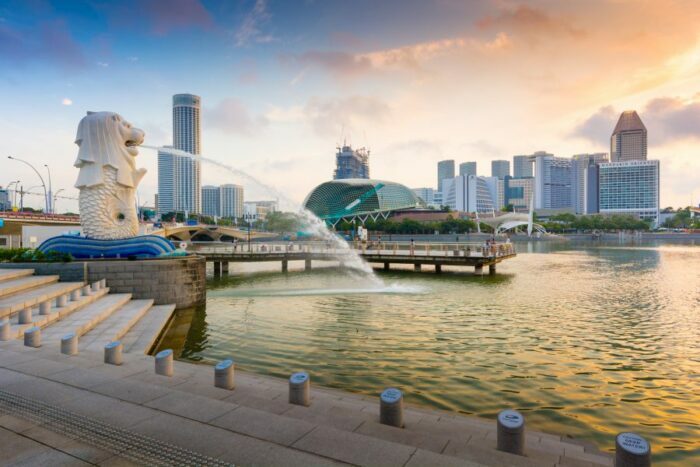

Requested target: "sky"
[{"left": 0, "top": 0, "right": 699, "bottom": 212}]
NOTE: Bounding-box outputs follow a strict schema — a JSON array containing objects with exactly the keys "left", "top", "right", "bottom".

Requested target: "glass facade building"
[
  {"left": 599, "top": 160, "right": 659, "bottom": 225},
  {"left": 442, "top": 175, "right": 496, "bottom": 213},
  {"left": 437, "top": 160, "right": 455, "bottom": 193},
  {"left": 173, "top": 93, "right": 201, "bottom": 214},
  {"left": 571, "top": 153, "right": 608, "bottom": 214},
  {"left": 459, "top": 161, "right": 477, "bottom": 177},
  {"left": 491, "top": 160, "right": 510, "bottom": 179},
  {"left": 503, "top": 177, "right": 534, "bottom": 210},
  {"left": 533, "top": 153, "right": 572, "bottom": 209},
  {"left": 201, "top": 185, "right": 220, "bottom": 218},
  {"left": 611, "top": 110, "right": 647, "bottom": 162},
  {"left": 513, "top": 155, "right": 533, "bottom": 178}
]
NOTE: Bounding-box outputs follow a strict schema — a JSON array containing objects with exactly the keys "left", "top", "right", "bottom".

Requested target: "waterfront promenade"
[{"left": 0, "top": 269, "right": 614, "bottom": 466}]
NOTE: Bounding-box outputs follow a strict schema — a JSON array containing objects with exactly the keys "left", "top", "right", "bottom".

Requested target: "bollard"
[
  {"left": 39, "top": 301, "right": 51, "bottom": 315},
  {"left": 18, "top": 307, "right": 33, "bottom": 325},
  {"left": 0, "top": 321, "right": 10, "bottom": 341},
  {"left": 497, "top": 409, "right": 525, "bottom": 455},
  {"left": 214, "top": 359, "right": 235, "bottom": 390},
  {"left": 24, "top": 326, "right": 41, "bottom": 348},
  {"left": 155, "top": 349, "right": 174, "bottom": 376},
  {"left": 379, "top": 387, "right": 404, "bottom": 427},
  {"left": 70, "top": 289, "right": 81, "bottom": 301},
  {"left": 81, "top": 285, "right": 91, "bottom": 296},
  {"left": 61, "top": 333, "right": 78, "bottom": 355},
  {"left": 100, "top": 279, "right": 106, "bottom": 288},
  {"left": 56, "top": 294, "right": 68, "bottom": 308},
  {"left": 615, "top": 432, "right": 651, "bottom": 467},
  {"left": 288, "top": 372, "right": 310, "bottom": 406},
  {"left": 104, "top": 341, "right": 123, "bottom": 365},
  {"left": 92, "top": 281, "right": 101, "bottom": 292}
]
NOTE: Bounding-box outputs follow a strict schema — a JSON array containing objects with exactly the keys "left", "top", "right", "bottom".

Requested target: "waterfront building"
[
  {"left": 503, "top": 176, "right": 534, "bottom": 210},
  {"left": 599, "top": 160, "right": 659, "bottom": 226},
  {"left": 304, "top": 179, "right": 424, "bottom": 226},
  {"left": 157, "top": 145, "right": 176, "bottom": 215},
  {"left": 412, "top": 187, "right": 439, "bottom": 208},
  {"left": 334, "top": 144, "right": 370, "bottom": 180},
  {"left": 611, "top": 110, "right": 647, "bottom": 162},
  {"left": 513, "top": 155, "right": 533, "bottom": 178},
  {"left": 437, "top": 160, "right": 455, "bottom": 193},
  {"left": 244, "top": 200, "right": 277, "bottom": 221},
  {"left": 442, "top": 175, "right": 496, "bottom": 213},
  {"left": 201, "top": 185, "right": 221, "bottom": 218},
  {"left": 221, "top": 184, "right": 244, "bottom": 219},
  {"left": 173, "top": 93, "right": 202, "bottom": 214},
  {"left": 459, "top": 161, "right": 477, "bottom": 177},
  {"left": 571, "top": 153, "right": 608, "bottom": 214},
  {"left": 0, "top": 187, "right": 10, "bottom": 211},
  {"left": 491, "top": 160, "right": 510, "bottom": 179},
  {"left": 584, "top": 163, "right": 600, "bottom": 214},
  {"left": 532, "top": 152, "right": 572, "bottom": 209}
]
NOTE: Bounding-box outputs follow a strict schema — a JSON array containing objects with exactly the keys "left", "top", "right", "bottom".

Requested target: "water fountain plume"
[{"left": 143, "top": 145, "right": 382, "bottom": 285}]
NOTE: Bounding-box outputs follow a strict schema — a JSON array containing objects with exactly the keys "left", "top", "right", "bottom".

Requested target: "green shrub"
[
  {"left": 0, "top": 248, "right": 30, "bottom": 262},
  {"left": 9, "top": 249, "right": 73, "bottom": 263}
]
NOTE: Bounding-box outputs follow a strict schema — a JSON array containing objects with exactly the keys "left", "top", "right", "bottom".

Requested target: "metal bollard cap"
[
  {"left": 498, "top": 409, "right": 524, "bottom": 430},
  {"left": 156, "top": 349, "right": 173, "bottom": 359},
  {"left": 290, "top": 372, "right": 309, "bottom": 384},
  {"left": 616, "top": 432, "right": 650, "bottom": 455},
  {"left": 381, "top": 387, "right": 403, "bottom": 404},
  {"left": 61, "top": 333, "right": 76, "bottom": 341},
  {"left": 216, "top": 359, "right": 234, "bottom": 370},
  {"left": 105, "top": 341, "right": 121, "bottom": 349},
  {"left": 26, "top": 326, "right": 40, "bottom": 333}
]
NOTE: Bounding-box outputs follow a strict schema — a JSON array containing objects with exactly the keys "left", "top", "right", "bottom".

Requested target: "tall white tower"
[{"left": 173, "top": 93, "right": 201, "bottom": 214}]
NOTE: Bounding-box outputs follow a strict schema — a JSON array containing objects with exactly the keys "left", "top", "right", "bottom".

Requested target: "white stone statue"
[{"left": 74, "top": 111, "right": 146, "bottom": 239}]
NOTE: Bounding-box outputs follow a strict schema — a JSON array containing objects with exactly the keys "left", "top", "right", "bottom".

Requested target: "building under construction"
[{"left": 333, "top": 144, "right": 370, "bottom": 180}]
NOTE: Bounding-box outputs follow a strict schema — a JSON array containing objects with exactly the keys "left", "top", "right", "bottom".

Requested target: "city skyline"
[{"left": 1, "top": 0, "right": 699, "bottom": 212}]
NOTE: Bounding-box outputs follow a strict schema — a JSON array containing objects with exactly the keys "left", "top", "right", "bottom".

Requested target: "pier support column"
[
  {"left": 435, "top": 264, "right": 442, "bottom": 274},
  {"left": 383, "top": 262, "right": 390, "bottom": 271},
  {"left": 414, "top": 263, "right": 422, "bottom": 271},
  {"left": 489, "top": 264, "right": 496, "bottom": 275},
  {"left": 222, "top": 261, "right": 229, "bottom": 275},
  {"left": 474, "top": 265, "right": 483, "bottom": 275},
  {"left": 213, "top": 261, "right": 221, "bottom": 277},
  {"left": 282, "top": 260, "right": 288, "bottom": 272},
  {"left": 305, "top": 259, "right": 312, "bottom": 271}
]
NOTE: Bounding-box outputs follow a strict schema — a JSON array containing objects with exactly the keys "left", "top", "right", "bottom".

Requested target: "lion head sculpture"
[{"left": 74, "top": 111, "right": 146, "bottom": 189}]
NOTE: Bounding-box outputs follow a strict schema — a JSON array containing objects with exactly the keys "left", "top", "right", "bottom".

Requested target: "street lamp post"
[
  {"left": 6, "top": 180, "right": 20, "bottom": 209},
  {"left": 44, "top": 164, "right": 52, "bottom": 213},
  {"left": 8, "top": 156, "right": 48, "bottom": 213},
  {"left": 52, "top": 189, "right": 65, "bottom": 214}
]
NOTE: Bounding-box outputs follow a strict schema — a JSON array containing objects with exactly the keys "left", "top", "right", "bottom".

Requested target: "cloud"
[
  {"left": 304, "top": 95, "right": 390, "bottom": 136},
  {"left": 96, "top": 61, "right": 109, "bottom": 67},
  {"left": 0, "top": 19, "right": 85, "bottom": 69},
  {"left": 61, "top": 98, "right": 73, "bottom": 106},
  {"left": 235, "top": 0, "right": 274, "bottom": 47},
  {"left": 571, "top": 96, "right": 700, "bottom": 146},
  {"left": 106, "top": 0, "right": 213, "bottom": 35},
  {"left": 206, "top": 98, "right": 268, "bottom": 135},
  {"left": 477, "top": 5, "right": 585, "bottom": 41}
]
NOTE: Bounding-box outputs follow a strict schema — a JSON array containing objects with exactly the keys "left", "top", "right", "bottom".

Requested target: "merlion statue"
[{"left": 74, "top": 111, "right": 146, "bottom": 239}]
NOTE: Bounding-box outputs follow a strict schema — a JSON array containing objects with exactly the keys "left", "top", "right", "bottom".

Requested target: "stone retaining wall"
[{"left": 0, "top": 255, "right": 206, "bottom": 309}]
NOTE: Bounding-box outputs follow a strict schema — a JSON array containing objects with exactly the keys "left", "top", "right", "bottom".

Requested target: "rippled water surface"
[{"left": 160, "top": 241, "right": 700, "bottom": 465}]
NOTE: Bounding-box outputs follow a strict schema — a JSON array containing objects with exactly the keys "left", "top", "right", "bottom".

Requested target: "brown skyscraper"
[{"left": 610, "top": 110, "right": 647, "bottom": 162}]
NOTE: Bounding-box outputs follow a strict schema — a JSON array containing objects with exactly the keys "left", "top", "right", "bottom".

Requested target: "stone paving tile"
[
  {"left": 46, "top": 366, "right": 127, "bottom": 389},
  {"left": 1, "top": 377, "right": 91, "bottom": 406},
  {"left": 405, "top": 448, "right": 485, "bottom": 467},
  {"left": 98, "top": 454, "right": 141, "bottom": 467},
  {"left": 168, "top": 378, "right": 238, "bottom": 400},
  {"left": 145, "top": 390, "right": 239, "bottom": 423},
  {"left": 354, "top": 419, "right": 451, "bottom": 453},
  {"left": 211, "top": 405, "right": 317, "bottom": 446},
  {"left": 217, "top": 441, "right": 350, "bottom": 466},
  {"left": 0, "top": 414, "right": 39, "bottom": 433},
  {"left": 0, "top": 367, "right": 36, "bottom": 388},
  {"left": 0, "top": 426, "right": 89, "bottom": 466},
  {"left": 292, "top": 426, "right": 417, "bottom": 467},
  {"left": 10, "top": 448, "right": 92, "bottom": 466},
  {"left": 0, "top": 348, "right": 41, "bottom": 367},
  {"left": 560, "top": 449, "right": 613, "bottom": 466},
  {"left": 9, "top": 355, "right": 76, "bottom": 377},
  {"left": 90, "top": 377, "right": 171, "bottom": 404},
  {"left": 18, "top": 424, "right": 116, "bottom": 463},
  {"left": 223, "top": 390, "right": 294, "bottom": 415},
  {"left": 59, "top": 391, "right": 158, "bottom": 429},
  {"left": 443, "top": 439, "right": 545, "bottom": 467},
  {"left": 281, "top": 404, "right": 367, "bottom": 432}
]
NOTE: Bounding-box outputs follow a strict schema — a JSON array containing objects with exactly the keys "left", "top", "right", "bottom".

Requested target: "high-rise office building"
[
  {"left": 157, "top": 145, "right": 176, "bottom": 215},
  {"left": 491, "top": 160, "right": 510, "bottom": 179},
  {"left": 459, "top": 162, "right": 477, "bottom": 177},
  {"left": 201, "top": 185, "right": 221, "bottom": 218},
  {"left": 611, "top": 110, "right": 647, "bottom": 162},
  {"left": 334, "top": 145, "right": 370, "bottom": 179},
  {"left": 442, "top": 175, "right": 497, "bottom": 213},
  {"left": 220, "top": 184, "right": 244, "bottom": 218},
  {"left": 599, "top": 160, "right": 659, "bottom": 226},
  {"left": 503, "top": 177, "right": 534, "bottom": 210},
  {"left": 412, "top": 187, "right": 436, "bottom": 207},
  {"left": 584, "top": 163, "right": 600, "bottom": 214},
  {"left": 173, "top": 93, "right": 202, "bottom": 213},
  {"left": 533, "top": 152, "right": 572, "bottom": 209},
  {"left": 513, "top": 155, "right": 533, "bottom": 178},
  {"left": 437, "top": 160, "right": 455, "bottom": 193},
  {"left": 571, "top": 153, "right": 608, "bottom": 214}
]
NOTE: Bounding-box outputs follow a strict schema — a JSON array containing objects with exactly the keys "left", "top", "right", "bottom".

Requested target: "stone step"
[
  {"left": 0, "top": 275, "right": 59, "bottom": 299},
  {"left": 0, "top": 281, "right": 85, "bottom": 319},
  {"left": 121, "top": 304, "right": 176, "bottom": 354},
  {"left": 0, "top": 269, "right": 35, "bottom": 283},
  {"left": 40, "top": 293, "right": 132, "bottom": 343},
  {"left": 80, "top": 299, "right": 154, "bottom": 352},
  {"left": 3, "top": 288, "right": 110, "bottom": 340}
]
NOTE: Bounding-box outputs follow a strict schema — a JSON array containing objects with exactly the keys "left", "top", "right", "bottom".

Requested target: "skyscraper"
[
  {"left": 334, "top": 144, "right": 370, "bottom": 179},
  {"left": 532, "top": 153, "right": 572, "bottom": 209},
  {"left": 611, "top": 110, "right": 647, "bottom": 162},
  {"left": 442, "top": 175, "right": 496, "bottom": 213},
  {"left": 173, "top": 93, "right": 202, "bottom": 213},
  {"left": 220, "top": 184, "right": 244, "bottom": 218},
  {"left": 599, "top": 160, "right": 659, "bottom": 226},
  {"left": 157, "top": 145, "right": 176, "bottom": 215},
  {"left": 571, "top": 153, "right": 608, "bottom": 214},
  {"left": 491, "top": 160, "right": 510, "bottom": 179},
  {"left": 459, "top": 161, "right": 477, "bottom": 177},
  {"left": 437, "top": 160, "right": 455, "bottom": 193},
  {"left": 513, "top": 155, "right": 533, "bottom": 178}
]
